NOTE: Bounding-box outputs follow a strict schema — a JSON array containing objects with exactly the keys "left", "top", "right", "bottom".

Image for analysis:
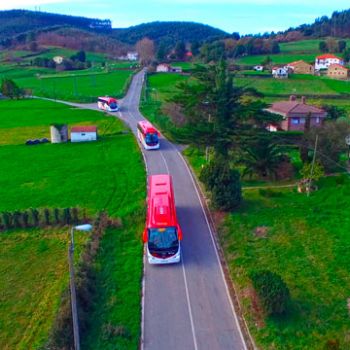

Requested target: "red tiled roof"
[
  {"left": 316, "top": 54, "right": 342, "bottom": 60},
  {"left": 71, "top": 126, "right": 97, "bottom": 133},
  {"left": 266, "top": 101, "right": 326, "bottom": 116},
  {"left": 328, "top": 63, "right": 348, "bottom": 70}
]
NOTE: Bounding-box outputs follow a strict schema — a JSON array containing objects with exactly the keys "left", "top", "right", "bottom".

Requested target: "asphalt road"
[
  {"left": 121, "top": 70, "right": 247, "bottom": 350},
  {"left": 41, "top": 70, "right": 247, "bottom": 350}
]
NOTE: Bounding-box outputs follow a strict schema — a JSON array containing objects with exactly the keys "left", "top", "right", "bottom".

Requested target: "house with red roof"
[
  {"left": 71, "top": 126, "right": 97, "bottom": 142},
  {"left": 286, "top": 60, "right": 314, "bottom": 75},
  {"left": 315, "top": 54, "right": 344, "bottom": 70},
  {"left": 327, "top": 64, "right": 349, "bottom": 80},
  {"left": 265, "top": 96, "right": 327, "bottom": 132}
]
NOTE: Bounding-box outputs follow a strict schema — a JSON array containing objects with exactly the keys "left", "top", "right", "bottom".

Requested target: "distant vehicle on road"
[
  {"left": 137, "top": 120, "right": 160, "bottom": 150},
  {"left": 143, "top": 174, "right": 182, "bottom": 264},
  {"left": 97, "top": 96, "right": 119, "bottom": 112}
]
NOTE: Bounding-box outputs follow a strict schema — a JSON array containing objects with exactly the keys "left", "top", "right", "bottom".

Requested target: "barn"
[{"left": 71, "top": 126, "right": 97, "bottom": 142}]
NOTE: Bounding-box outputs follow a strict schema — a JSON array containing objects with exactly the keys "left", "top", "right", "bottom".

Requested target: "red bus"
[
  {"left": 143, "top": 174, "right": 182, "bottom": 264},
  {"left": 97, "top": 96, "right": 119, "bottom": 112},
  {"left": 137, "top": 120, "right": 160, "bottom": 150}
]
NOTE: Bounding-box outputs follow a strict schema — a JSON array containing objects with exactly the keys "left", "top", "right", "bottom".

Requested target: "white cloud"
[{"left": 0, "top": 0, "right": 70, "bottom": 10}]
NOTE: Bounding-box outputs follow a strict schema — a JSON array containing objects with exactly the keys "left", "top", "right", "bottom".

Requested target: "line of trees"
[{"left": 0, "top": 207, "right": 85, "bottom": 230}]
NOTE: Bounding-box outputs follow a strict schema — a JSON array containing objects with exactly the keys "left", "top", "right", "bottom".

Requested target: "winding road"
[
  {"left": 121, "top": 70, "right": 247, "bottom": 350},
  {"left": 42, "top": 69, "right": 248, "bottom": 350}
]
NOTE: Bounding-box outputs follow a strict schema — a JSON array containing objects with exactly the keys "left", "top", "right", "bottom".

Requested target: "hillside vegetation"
[{"left": 0, "top": 98, "right": 145, "bottom": 349}]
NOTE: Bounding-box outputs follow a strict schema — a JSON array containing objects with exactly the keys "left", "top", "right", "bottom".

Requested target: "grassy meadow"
[
  {"left": 235, "top": 38, "right": 350, "bottom": 66},
  {"left": 220, "top": 176, "right": 350, "bottom": 349},
  {"left": 0, "top": 98, "right": 145, "bottom": 349},
  {"left": 0, "top": 228, "right": 87, "bottom": 350},
  {"left": 140, "top": 72, "right": 189, "bottom": 137}
]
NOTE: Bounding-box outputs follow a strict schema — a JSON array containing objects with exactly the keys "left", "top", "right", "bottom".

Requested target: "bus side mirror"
[
  {"left": 142, "top": 229, "right": 147, "bottom": 242},
  {"left": 178, "top": 226, "right": 183, "bottom": 241}
]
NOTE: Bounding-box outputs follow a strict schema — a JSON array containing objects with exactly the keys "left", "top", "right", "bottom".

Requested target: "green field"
[
  {"left": 140, "top": 72, "right": 189, "bottom": 136},
  {"left": 0, "top": 99, "right": 145, "bottom": 349},
  {"left": 14, "top": 69, "right": 134, "bottom": 102},
  {"left": 220, "top": 176, "right": 350, "bottom": 349},
  {"left": 235, "top": 38, "right": 350, "bottom": 66},
  {"left": 0, "top": 228, "right": 86, "bottom": 350},
  {"left": 234, "top": 74, "right": 350, "bottom": 97}
]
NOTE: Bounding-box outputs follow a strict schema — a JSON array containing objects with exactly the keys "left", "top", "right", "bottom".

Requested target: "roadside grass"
[
  {"left": 0, "top": 98, "right": 145, "bottom": 349},
  {"left": 0, "top": 228, "right": 87, "bottom": 350},
  {"left": 220, "top": 175, "right": 350, "bottom": 349}
]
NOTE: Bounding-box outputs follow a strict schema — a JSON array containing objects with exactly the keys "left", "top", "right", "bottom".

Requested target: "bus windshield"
[
  {"left": 109, "top": 101, "right": 117, "bottom": 109},
  {"left": 148, "top": 227, "right": 178, "bottom": 252},
  {"left": 145, "top": 133, "right": 159, "bottom": 146}
]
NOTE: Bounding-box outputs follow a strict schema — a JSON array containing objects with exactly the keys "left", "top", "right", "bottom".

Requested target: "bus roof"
[
  {"left": 98, "top": 96, "right": 117, "bottom": 103},
  {"left": 147, "top": 174, "right": 177, "bottom": 228},
  {"left": 138, "top": 120, "right": 159, "bottom": 135}
]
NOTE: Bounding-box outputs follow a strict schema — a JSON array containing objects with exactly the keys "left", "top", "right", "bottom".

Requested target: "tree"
[
  {"left": 31, "top": 208, "right": 39, "bottom": 226},
  {"left": 76, "top": 50, "right": 86, "bottom": 62},
  {"left": 136, "top": 38, "right": 155, "bottom": 65},
  {"left": 191, "top": 41, "right": 200, "bottom": 56},
  {"left": 326, "top": 37, "right": 338, "bottom": 52},
  {"left": 308, "top": 120, "right": 350, "bottom": 172},
  {"left": 200, "top": 156, "right": 242, "bottom": 211},
  {"left": 319, "top": 41, "right": 328, "bottom": 53},
  {"left": 175, "top": 41, "right": 186, "bottom": 60},
  {"left": 169, "top": 60, "right": 269, "bottom": 157},
  {"left": 338, "top": 40, "right": 346, "bottom": 53},
  {"left": 250, "top": 270, "right": 290, "bottom": 316},
  {"left": 343, "top": 48, "right": 350, "bottom": 63},
  {"left": 1, "top": 79, "right": 23, "bottom": 99},
  {"left": 156, "top": 41, "right": 167, "bottom": 61},
  {"left": 240, "top": 136, "right": 283, "bottom": 180}
]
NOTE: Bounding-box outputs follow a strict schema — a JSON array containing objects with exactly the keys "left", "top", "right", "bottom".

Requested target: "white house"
[
  {"left": 315, "top": 54, "right": 344, "bottom": 70},
  {"left": 53, "top": 56, "right": 64, "bottom": 64},
  {"left": 127, "top": 52, "right": 139, "bottom": 61},
  {"left": 253, "top": 65, "right": 264, "bottom": 72},
  {"left": 272, "top": 67, "right": 289, "bottom": 79},
  {"left": 71, "top": 126, "right": 97, "bottom": 142},
  {"left": 156, "top": 63, "right": 171, "bottom": 72},
  {"left": 170, "top": 66, "right": 182, "bottom": 73}
]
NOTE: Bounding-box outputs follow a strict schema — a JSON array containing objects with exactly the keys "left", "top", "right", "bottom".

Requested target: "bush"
[
  {"left": 250, "top": 270, "right": 290, "bottom": 316},
  {"left": 22, "top": 211, "right": 29, "bottom": 228},
  {"left": 44, "top": 208, "right": 50, "bottom": 226},
  {"left": 200, "top": 156, "right": 242, "bottom": 211},
  {"left": 31, "top": 208, "right": 40, "bottom": 226},
  {"left": 63, "top": 208, "right": 71, "bottom": 225},
  {"left": 54, "top": 208, "right": 60, "bottom": 225}
]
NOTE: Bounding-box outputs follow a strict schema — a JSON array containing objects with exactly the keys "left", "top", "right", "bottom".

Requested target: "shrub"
[
  {"left": 31, "top": 208, "right": 40, "bottom": 226},
  {"left": 72, "top": 207, "right": 79, "bottom": 224},
  {"left": 2, "top": 212, "right": 12, "bottom": 229},
  {"left": 44, "top": 208, "right": 50, "bottom": 226},
  {"left": 200, "top": 156, "right": 242, "bottom": 211},
  {"left": 324, "top": 339, "right": 340, "bottom": 350},
  {"left": 250, "top": 270, "right": 290, "bottom": 316},
  {"left": 63, "top": 208, "right": 71, "bottom": 225},
  {"left": 22, "top": 211, "right": 29, "bottom": 228},
  {"left": 13, "top": 210, "right": 22, "bottom": 228},
  {"left": 54, "top": 208, "right": 60, "bottom": 225}
]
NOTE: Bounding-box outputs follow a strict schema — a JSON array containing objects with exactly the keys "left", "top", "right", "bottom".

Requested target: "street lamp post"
[{"left": 68, "top": 224, "right": 92, "bottom": 350}]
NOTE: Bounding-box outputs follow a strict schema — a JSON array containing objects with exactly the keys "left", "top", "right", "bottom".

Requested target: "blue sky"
[{"left": 1, "top": 0, "right": 350, "bottom": 34}]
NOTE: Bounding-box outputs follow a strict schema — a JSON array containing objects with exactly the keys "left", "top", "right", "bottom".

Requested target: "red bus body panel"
[
  {"left": 138, "top": 120, "right": 160, "bottom": 136},
  {"left": 98, "top": 96, "right": 118, "bottom": 105},
  {"left": 143, "top": 174, "right": 182, "bottom": 242}
]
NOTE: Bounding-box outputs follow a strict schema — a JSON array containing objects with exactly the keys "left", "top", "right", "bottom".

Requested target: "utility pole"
[{"left": 307, "top": 134, "right": 319, "bottom": 197}]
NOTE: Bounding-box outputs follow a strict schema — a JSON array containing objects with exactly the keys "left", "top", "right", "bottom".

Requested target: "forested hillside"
[{"left": 112, "top": 21, "right": 228, "bottom": 45}]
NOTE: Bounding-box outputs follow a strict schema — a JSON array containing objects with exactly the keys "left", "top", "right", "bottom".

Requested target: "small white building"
[
  {"left": 156, "top": 63, "right": 171, "bottom": 72},
  {"left": 71, "top": 126, "right": 97, "bottom": 142},
  {"left": 254, "top": 65, "right": 264, "bottom": 72},
  {"left": 127, "top": 52, "right": 139, "bottom": 61},
  {"left": 315, "top": 54, "right": 344, "bottom": 70},
  {"left": 53, "top": 56, "right": 64, "bottom": 64},
  {"left": 272, "top": 67, "right": 289, "bottom": 79},
  {"left": 171, "top": 66, "right": 182, "bottom": 73}
]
